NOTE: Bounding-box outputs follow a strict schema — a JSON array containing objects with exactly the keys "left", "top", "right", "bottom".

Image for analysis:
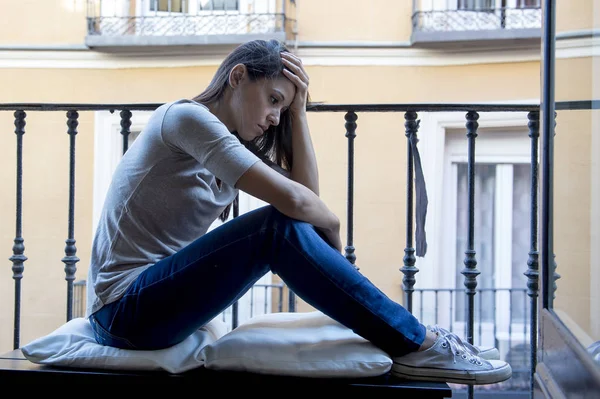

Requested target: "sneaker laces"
[
  {"left": 430, "top": 325, "right": 484, "bottom": 366},
  {"left": 430, "top": 325, "right": 475, "bottom": 352}
]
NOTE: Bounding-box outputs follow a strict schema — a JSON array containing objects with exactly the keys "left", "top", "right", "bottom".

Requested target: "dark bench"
[{"left": 1, "top": 349, "right": 452, "bottom": 396}]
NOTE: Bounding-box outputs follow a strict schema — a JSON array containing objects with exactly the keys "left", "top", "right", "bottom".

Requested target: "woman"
[{"left": 86, "top": 39, "right": 511, "bottom": 385}]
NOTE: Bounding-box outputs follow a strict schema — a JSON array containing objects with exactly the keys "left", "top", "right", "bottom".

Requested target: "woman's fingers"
[
  {"left": 282, "top": 59, "right": 308, "bottom": 85},
  {"left": 282, "top": 68, "right": 307, "bottom": 91},
  {"left": 281, "top": 52, "right": 309, "bottom": 84},
  {"left": 281, "top": 52, "right": 309, "bottom": 112}
]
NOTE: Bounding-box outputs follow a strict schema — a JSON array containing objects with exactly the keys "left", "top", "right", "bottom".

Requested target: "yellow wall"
[
  {"left": 296, "top": 0, "right": 413, "bottom": 42},
  {"left": 552, "top": 108, "right": 593, "bottom": 336},
  {"left": 556, "top": 0, "right": 597, "bottom": 32},
  {"left": 0, "top": 0, "right": 87, "bottom": 46}
]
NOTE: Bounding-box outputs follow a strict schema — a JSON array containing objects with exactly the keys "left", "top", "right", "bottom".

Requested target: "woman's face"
[{"left": 232, "top": 69, "right": 296, "bottom": 142}]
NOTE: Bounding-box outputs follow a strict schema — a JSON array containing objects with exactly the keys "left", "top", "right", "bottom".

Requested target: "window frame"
[
  {"left": 144, "top": 0, "right": 188, "bottom": 15},
  {"left": 412, "top": 107, "right": 537, "bottom": 345}
]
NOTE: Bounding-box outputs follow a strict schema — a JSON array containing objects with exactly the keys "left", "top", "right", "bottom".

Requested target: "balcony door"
[
  {"left": 413, "top": 110, "right": 535, "bottom": 369},
  {"left": 443, "top": 128, "right": 531, "bottom": 359}
]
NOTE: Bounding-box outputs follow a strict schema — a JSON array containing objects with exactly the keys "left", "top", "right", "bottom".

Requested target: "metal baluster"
[
  {"left": 509, "top": 289, "right": 514, "bottom": 364},
  {"left": 524, "top": 110, "right": 540, "bottom": 394},
  {"left": 450, "top": 290, "right": 454, "bottom": 332},
  {"left": 478, "top": 290, "right": 483, "bottom": 346},
  {"left": 462, "top": 110, "right": 480, "bottom": 399},
  {"left": 264, "top": 285, "right": 268, "bottom": 314},
  {"left": 344, "top": 111, "right": 358, "bottom": 268},
  {"left": 419, "top": 290, "right": 424, "bottom": 321},
  {"left": 231, "top": 196, "right": 239, "bottom": 329},
  {"left": 288, "top": 285, "right": 296, "bottom": 312},
  {"left": 401, "top": 111, "right": 419, "bottom": 313},
  {"left": 120, "top": 110, "right": 132, "bottom": 155},
  {"left": 10, "top": 110, "right": 27, "bottom": 349},
  {"left": 434, "top": 289, "right": 439, "bottom": 325},
  {"left": 278, "top": 284, "right": 283, "bottom": 312},
  {"left": 250, "top": 286, "right": 254, "bottom": 318},
  {"left": 523, "top": 289, "right": 528, "bottom": 377},
  {"left": 493, "top": 288, "right": 498, "bottom": 354},
  {"left": 63, "top": 111, "right": 80, "bottom": 321}
]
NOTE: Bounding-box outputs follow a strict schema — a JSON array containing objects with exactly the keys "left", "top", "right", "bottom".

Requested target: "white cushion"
[
  {"left": 200, "top": 311, "right": 393, "bottom": 378},
  {"left": 21, "top": 317, "right": 227, "bottom": 374}
]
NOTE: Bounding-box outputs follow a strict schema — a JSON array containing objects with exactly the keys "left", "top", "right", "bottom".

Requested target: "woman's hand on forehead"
[{"left": 280, "top": 52, "right": 309, "bottom": 115}]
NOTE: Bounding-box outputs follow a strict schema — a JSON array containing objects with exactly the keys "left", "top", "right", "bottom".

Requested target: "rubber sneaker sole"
[{"left": 391, "top": 361, "right": 512, "bottom": 385}]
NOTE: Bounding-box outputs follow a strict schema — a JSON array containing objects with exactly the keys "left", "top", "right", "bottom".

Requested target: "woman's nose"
[{"left": 267, "top": 112, "right": 280, "bottom": 126}]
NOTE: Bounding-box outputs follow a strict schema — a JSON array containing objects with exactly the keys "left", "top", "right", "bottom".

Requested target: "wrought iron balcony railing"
[
  {"left": 411, "top": 5, "right": 542, "bottom": 45},
  {"left": 6, "top": 100, "right": 597, "bottom": 395},
  {"left": 413, "top": 6, "right": 541, "bottom": 33},
  {"left": 85, "top": 0, "right": 297, "bottom": 48}
]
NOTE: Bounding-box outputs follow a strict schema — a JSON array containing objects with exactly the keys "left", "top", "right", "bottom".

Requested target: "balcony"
[
  {"left": 411, "top": 3, "right": 542, "bottom": 47},
  {"left": 1, "top": 100, "right": 551, "bottom": 396},
  {"left": 85, "top": 0, "right": 297, "bottom": 52}
]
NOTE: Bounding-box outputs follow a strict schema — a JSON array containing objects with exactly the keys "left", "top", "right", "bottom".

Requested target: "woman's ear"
[{"left": 228, "top": 64, "right": 247, "bottom": 89}]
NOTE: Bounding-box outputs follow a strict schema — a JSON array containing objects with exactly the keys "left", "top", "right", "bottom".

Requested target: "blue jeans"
[{"left": 89, "top": 205, "right": 426, "bottom": 357}]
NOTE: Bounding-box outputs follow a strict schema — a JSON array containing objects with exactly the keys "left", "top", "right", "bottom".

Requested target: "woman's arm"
[
  {"left": 236, "top": 161, "right": 341, "bottom": 252},
  {"left": 281, "top": 52, "right": 320, "bottom": 196}
]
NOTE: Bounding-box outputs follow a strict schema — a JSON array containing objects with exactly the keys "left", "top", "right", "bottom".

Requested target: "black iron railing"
[
  {"left": 412, "top": 6, "right": 541, "bottom": 33},
  {"left": 413, "top": 287, "right": 531, "bottom": 393},
  {"left": 86, "top": 0, "right": 296, "bottom": 38},
  {"left": 3, "top": 101, "right": 545, "bottom": 398}
]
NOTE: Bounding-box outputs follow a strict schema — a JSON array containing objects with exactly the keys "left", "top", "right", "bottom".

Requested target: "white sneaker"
[
  {"left": 429, "top": 325, "right": 500, "bottom": 360},
  {"left": 392, "top": 332, "right": 512, "bottom": 385}
]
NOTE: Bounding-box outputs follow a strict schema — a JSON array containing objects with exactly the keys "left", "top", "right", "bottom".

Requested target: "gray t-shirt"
[{"left": 86, "top": 99, "right": 260, "bottom": 317}]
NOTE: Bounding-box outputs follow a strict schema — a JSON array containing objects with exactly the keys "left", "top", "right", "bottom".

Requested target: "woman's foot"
[
  {"left": 418, "top": 329, "right": 439, "bottom": 351},
  {"left": 392, "top": 328, "right": 511, "bottom": 385},
  {"left": 429, "top": 325, "right": 500, "bottom": 360}
]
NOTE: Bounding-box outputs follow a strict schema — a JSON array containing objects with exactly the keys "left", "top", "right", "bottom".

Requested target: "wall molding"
[{"left": 0, "top": 35, "right": 595, "bottom": 69}]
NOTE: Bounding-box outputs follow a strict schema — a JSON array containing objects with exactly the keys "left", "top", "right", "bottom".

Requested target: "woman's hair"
[{"left": 192, "top": 39, "right": 304, "bottom": 222}]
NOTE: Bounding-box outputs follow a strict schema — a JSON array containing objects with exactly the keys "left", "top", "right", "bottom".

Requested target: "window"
[
  {"left": 457, "top": 0, "right": 494, "bottom": 10},
  {"left": 149, "top": 0, "right": 185, "bottom": 12},
  {"left": 199, "top": 0, "right": 239, "bottom": 11},
  {"left": 454, "top": 162, "right": 531, "bottom": 325},
  {"left": 516, "top": 0, "right": 540, "bottom": 8}
]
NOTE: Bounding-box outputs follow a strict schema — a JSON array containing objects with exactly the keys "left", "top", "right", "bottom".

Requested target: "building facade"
[{"left": 1, "top": 2, "right": 597, "bottom": 394}]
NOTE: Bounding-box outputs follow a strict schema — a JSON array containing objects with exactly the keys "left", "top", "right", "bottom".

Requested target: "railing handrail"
[
  {"left": 415, "top": 287, "right": 527, "bottom": 292},
  {"left": 413, "top": 6, "right": 542, "bottom": 12},
  {"left": 2, "top": 100, "right": 598, "bottom": 113},
  {"left": 0, "top": 102, "right": 540, "bottom": 112}
]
